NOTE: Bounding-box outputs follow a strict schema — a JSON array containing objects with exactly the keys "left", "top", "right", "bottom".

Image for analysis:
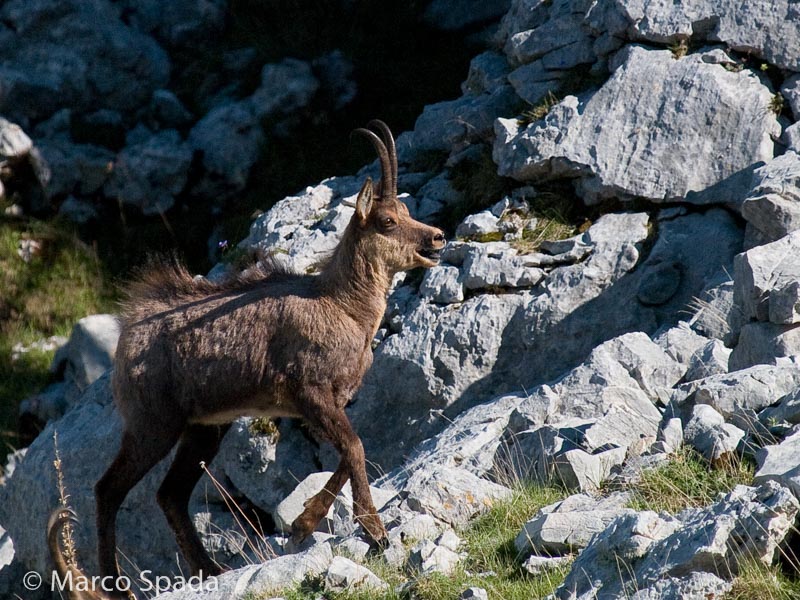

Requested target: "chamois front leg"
[{"left": 294, "top": 393, "right": 387, "bottom": 544}]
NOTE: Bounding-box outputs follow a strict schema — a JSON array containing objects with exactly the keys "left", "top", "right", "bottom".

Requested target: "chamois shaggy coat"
[{"left": 88, "top": 120, "right": 445, "bottom": 596}]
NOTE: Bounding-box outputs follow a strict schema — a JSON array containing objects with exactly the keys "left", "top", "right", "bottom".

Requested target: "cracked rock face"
[
  {"left": 589, "top": 0, "right": 800, "bottom": 72},
  {"left": 493, "top": 46, "right": 779, "bottom": 204},
  {"left": 554, "top": 482, "right": 800, "bottom": 600}
]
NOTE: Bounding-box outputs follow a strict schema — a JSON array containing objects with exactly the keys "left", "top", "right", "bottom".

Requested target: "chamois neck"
[{"left": 318, "top": 229, "right": 392, "bottom": 330}]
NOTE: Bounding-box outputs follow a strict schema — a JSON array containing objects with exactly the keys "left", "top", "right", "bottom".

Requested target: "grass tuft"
[
  {"left": 726, "top": 559, "right": 800, "bottom": 600},
  {"left": 509, "top": 189, "right": 583, "bottom": 255},
  {"left": 518, "top": 91, "right": 561, "bottom": 128},
  {"left": 626, "top": 447, "right": 755, "bottom": 515}
]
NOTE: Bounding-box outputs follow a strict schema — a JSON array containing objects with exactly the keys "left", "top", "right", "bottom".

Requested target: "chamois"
[{"left": 89, "top": 120, "right": 445, "bottom": 595}]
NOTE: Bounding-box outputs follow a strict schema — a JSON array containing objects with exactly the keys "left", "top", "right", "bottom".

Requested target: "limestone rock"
[
  {"left": 755, "top": 430, "right": 800, "bottom": 499},
  {"left": 494, "top": 47, "right": 779, "bottom": 204},
  {"left": 188, "top": 101, "right": 264, "bottom": 193},
  {"left": 407, "top": 539, "right": 461, "bottom": 575},
  {"left": 419, "top": 265, "right": 464, "bottom": 304},
  {"left": 402, "top": 465, "right": 511, "bottom": 527},
  {"left": 350, "top": 212, "right": 652, "bottom": 470},
  {"left": 673, "top": 364, "right": 800, "bottom": 425},
  {"left": 515, "top": 492, "right": 634, "bottom": 556},
  {"left": 459, "top": 587, "right": 489, "bottom": 600},
  {"left": 324, "top": 555, "right": 387, "bottom": 592},
  {"left": 104, "top": 129, "right": 192, "bottom": 215},
  {"left": 682, "top": 339, "right": 732, "bottom": 383},
  {"left": 729, "top": 322, "right": 800, "bottom": 371},
  {"left": 422, "top": 0, "right": 511, "bottom": 31},
  {"left": 114, "top": 0, "right": 227, "bottom": 49},
  {"left": 683, "top": 404, "right": 744, "bottom": 464},
  {"left": 554, "top": 483, "right": 799, "bottom": 599},
  {"left": 462, "top": 51, "right": 511, "bottom": 96},
  {"left": 522, "top": 554, "right": 572, "bottom": 576},
  {"left": 412, "top": 85, "right": 520, "bottom": 153},
  {"left": 0, "top": 117, "right": 32, "bottom": 158},
  {"left": 216, "top": 418, "right": 318, "bottom": 516},
  {"left": 51, "top": 314, "right": 119, "bottom": 394},
  {"left": 250, "top": 59, "right": 320, "bottom": 120},
  {"left": 461, "top": 242, "right": 544, "bottom": 290},
  {"left": 242, "top": 176, "right": 363, "bottom": 274},
  {"left": 0, "top": 384, "right": 180, "bottom": 582},
  {"left": 654, "top": 322, "right": 710, "bottom": 368},
  {"left": 758, "top": 388, "right": 800, "bottom": 428},
  {"left": 36, "top": 139, "right": 115, "bottom": 198},
  {"left": 734, "top": 230, "right": 800, "bottom": 325},
  {"left": 783, "top": 75, "right": 800, "bottom": 119},
  {"left": 591, "top": 0, "right": 800, "bottom": 71},
  {"left": 156, "top": 542, "right": 333, "bottom": 600},
  {"left": 0, "top": 0, "right": 170, "bottom": 122},
  {"left": 741, "top": 152, "right": 800, "bottom": 242}
]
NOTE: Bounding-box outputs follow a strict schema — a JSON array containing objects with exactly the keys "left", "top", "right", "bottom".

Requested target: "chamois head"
[{"left": 352, "top": 120, "right": 445, "bottom": 273}]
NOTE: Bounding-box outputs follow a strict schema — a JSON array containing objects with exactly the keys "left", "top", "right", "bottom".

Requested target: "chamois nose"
[{"left": 433, "top": 230, "right": 445, "bottom": 246}]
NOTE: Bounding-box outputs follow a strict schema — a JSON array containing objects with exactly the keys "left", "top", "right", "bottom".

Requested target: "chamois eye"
[{"left": 381, "top": 217, "right": 396, "bottom": 228}]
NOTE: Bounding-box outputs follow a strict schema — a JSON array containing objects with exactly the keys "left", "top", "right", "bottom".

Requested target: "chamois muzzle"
[{"left": 417, "top": 229, "right": 446, "bottom": 265}]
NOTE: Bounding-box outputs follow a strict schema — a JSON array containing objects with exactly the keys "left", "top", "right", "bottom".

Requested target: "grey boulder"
[{"left": 494, "top": 47, "right": 779, "bottom": 205}]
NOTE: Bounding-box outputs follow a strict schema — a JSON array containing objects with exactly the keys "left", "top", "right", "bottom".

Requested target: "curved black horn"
[
  {"left": 353, "top": 128, "right": 393, "bottom": 198},
  {"left": 367, "top": 119, "right": 397, "bottom": 193}
]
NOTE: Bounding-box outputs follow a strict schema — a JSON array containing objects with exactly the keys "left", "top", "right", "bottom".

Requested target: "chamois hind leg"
[
  {"left": 157, "top": 423, "right": 230, "bottom": 577},
  {"left": 294, "top": 396, "right": 387, "bottom": 544},
  {"left": 95, "top": 425, "right": 182, "bottom": 591}
]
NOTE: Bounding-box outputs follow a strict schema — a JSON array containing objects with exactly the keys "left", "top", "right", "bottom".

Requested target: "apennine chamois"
[{"left": 49, "top": 120, "right": 445, "bottom": 598}]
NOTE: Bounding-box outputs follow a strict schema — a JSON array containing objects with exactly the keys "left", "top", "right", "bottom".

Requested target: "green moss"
[
  {"left": 470, "top": 231, "right": 505, "bottom": 243},
  {"left": 626, "top": 447, "right": 755, "bottom": 515}
]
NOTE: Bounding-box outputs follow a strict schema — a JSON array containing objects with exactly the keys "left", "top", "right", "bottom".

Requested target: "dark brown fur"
[{"left": 89, "top": 121, "right": 444, "bottom": 596}]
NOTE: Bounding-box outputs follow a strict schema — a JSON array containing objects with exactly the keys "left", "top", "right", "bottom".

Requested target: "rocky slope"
[{"left": 2, "top": 0, "right": 800, "bottom": 598}]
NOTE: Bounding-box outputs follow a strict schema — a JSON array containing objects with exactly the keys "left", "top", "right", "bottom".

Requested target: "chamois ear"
[{"left": 356, "top": 177, "right": 374, "bottom": 223}]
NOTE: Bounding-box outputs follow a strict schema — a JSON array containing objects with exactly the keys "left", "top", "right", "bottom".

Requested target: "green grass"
[
  {"left": 626, "top": 447, "right": 755, "bottom": 515},
  {"left": 726, "top": 559, "right": 800, "bottom": 600},
  {"left": 518, "top": 91, "right": 561, "bottom": 127},
  {"left": 274, "top": 483, "right": 568, "bottom": 600},
  {"left": 0, "top": 216, "right": 115, "bottom": 462}
]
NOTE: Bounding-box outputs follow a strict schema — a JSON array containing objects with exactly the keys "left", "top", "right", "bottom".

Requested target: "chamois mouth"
[{"left": 416, "top": 247, "right": 442, "bottom": 266}]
